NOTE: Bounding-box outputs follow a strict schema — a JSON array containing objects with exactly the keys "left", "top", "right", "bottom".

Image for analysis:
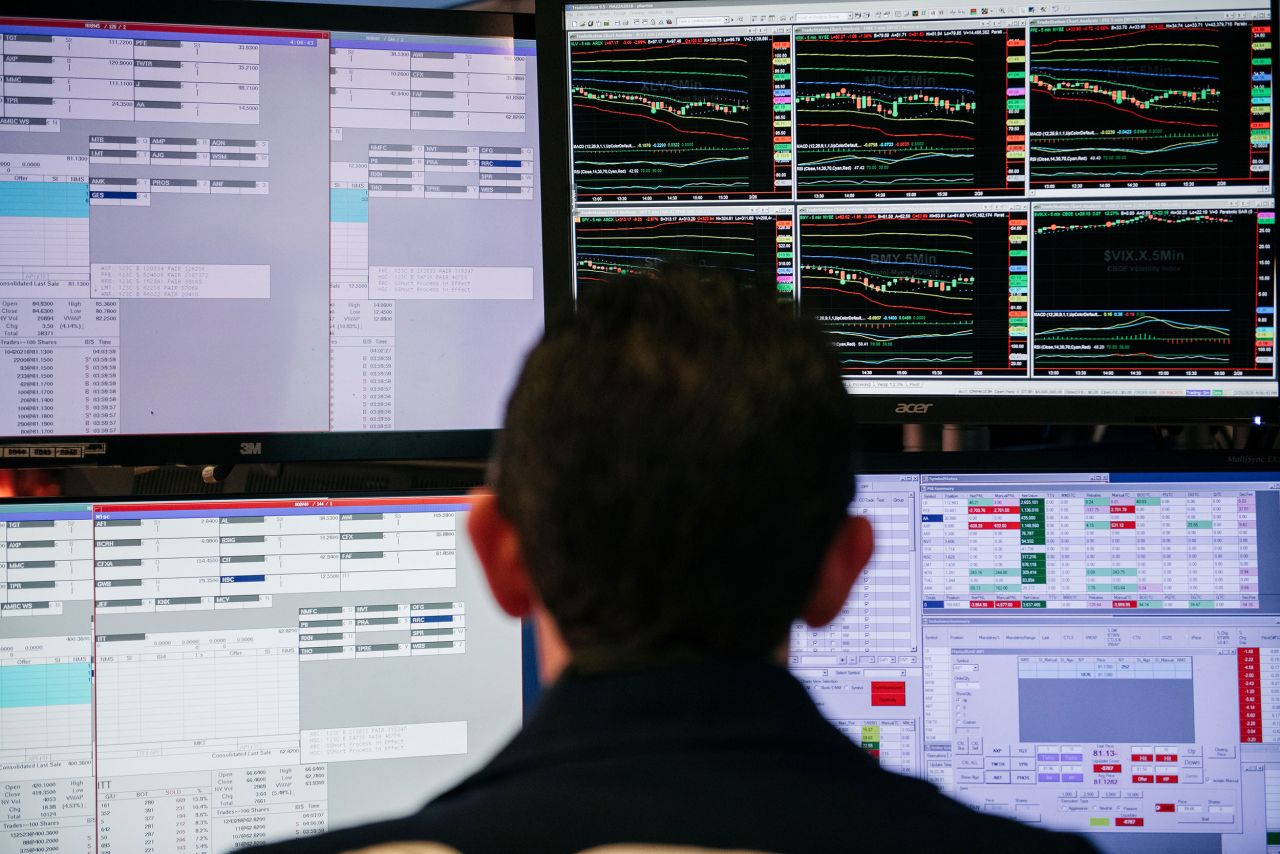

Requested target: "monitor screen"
[
  {"left": 0, "top": 492, "right": 522, "bottom": 852},
  {"left": 0, "top": 2, "right": 543, "bottom": 458},
  {"left": 790, "top": 459, "right": 1280, "bottom": 851},
  {"left": 540, "top": 0, "right": 1276, "bottom": 422}
]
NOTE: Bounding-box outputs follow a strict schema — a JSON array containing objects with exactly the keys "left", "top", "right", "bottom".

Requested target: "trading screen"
[
  {"left": 0, "top": 13, "right": 543, "bottom": 440},
  {"left": 787, "top": 467, "right": 1280, "bottom": 852},
  {"left": 557, "top": 0, "right": 1275, "bottom": 403},
  {"left": 0, "top": 493, "right": 522, "bottom": 853}
]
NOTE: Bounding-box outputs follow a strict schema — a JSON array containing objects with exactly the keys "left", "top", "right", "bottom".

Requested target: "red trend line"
[
  {"left": 572, "top": 41, "right": 746, "bottom": 56},
  {"left": 575, "top": 102, "right": 749, "bottom": 140},
  {"left": 1036, "top": 88, "right": 1217, "bottom": 128},
  {"left": 1035, "top": 26, "right": 1222, "bottom": 48},
  {"left": 799, "top": 121, "right": 975, "bottom": 141},
  {"left": 805, "top": 285, "right": 974, "bottom": 316}
]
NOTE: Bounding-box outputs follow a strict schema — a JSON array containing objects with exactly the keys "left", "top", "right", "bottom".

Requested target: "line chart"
[
  {"left": 573, "top": 212, "right": 794, "bottom": 297},
  {"left": 1028, "top": 20, "right": 1270, "bottom": 190},
  {"left": 569, "top": 34, "right": 792, "bottom": 201},
  {"left": 1031, "top": 205, "right": 1274, "bottom": 375},
  {"left": 798, "top": 210, "right": 1027, "bottom": 374},
  {"left": 794, "top": 28, "right": 1026, "bottom": 199}
]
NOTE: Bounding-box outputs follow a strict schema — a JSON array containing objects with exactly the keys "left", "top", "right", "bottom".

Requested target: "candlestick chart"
[
  {"left": 794, "top": 28, "right": 1025, "bottom": 198},
  {"left": 569, "top": 35, "right": 791, "bottom": 201},
  {"left": 798, "top": 211, "right": 1025, "bottom": 374},
  {"left": 1031, "top": 207, "right": 1272, "bottom": 375},
  {"left": 1028, "top": 20, "right": 1268, "bottom": 190},
  {"left": 573, "top": 213, "right": 792, "bottom": 295}
]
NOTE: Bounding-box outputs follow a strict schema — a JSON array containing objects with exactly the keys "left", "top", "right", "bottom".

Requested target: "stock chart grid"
[{"left": 562, "top": 9, "right": 1275, "bottom": 392}]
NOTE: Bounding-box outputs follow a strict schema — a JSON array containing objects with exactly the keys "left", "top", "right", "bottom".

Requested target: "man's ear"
[
  {"left": 467, "top": 489, "right": 535, "bottom": 619},
  {"left": 801, "top": 515, "right": 873, "bottom": 628}
]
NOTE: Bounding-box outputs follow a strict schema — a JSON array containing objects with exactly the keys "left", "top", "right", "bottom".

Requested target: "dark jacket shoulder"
[{"left": 242, "top": 660, "right": 1097, "bottom": 854}]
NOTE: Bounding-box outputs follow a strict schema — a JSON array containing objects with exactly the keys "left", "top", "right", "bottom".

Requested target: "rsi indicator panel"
[{"left": 561, "top": 2, "right": 1276, "bottom": 403}]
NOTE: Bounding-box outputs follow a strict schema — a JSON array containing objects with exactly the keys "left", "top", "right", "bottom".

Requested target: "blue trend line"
[
  {"left": 573, "top": 77, "right": 749, "bottom": 95},
  {"left": 1031, "top": 66, "right": 1219, "bottom": 81}
]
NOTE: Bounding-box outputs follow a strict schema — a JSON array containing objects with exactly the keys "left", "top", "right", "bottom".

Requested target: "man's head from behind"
[{"left": 469, "top": 266, "right": 873, "bottom": 678}]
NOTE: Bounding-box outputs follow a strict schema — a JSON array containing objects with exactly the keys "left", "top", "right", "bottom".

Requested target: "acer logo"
[
  {"left": 894, "top": 403, "right": 934, "bottom": 414},
  {"left": 239, "top": 442, "right": 263, "bottom": 456}
]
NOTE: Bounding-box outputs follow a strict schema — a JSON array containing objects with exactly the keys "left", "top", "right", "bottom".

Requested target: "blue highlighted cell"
[
  {"left": 0, "top": 662, "right": 91, "bottom": 709},
  {"left": 412, "top": 615, "right": 453, "bottom": 624},
  {"left": 0, "top": 181, "right": 89, "bottom": 218},
  {"left": 921, "top": 514, "right": 943, "bottom": 523},
  {"left": 330, "top": 187, "right": 369, "bottom": 223},
  {"left": 220, "top": 575, "right": 265, "bottom": 583}
]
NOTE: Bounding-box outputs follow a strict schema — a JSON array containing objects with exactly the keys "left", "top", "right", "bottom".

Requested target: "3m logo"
[
  {"left": 894, "top": 403, "right": 934, "bottom": 414},
  {"left": 239, "top": 442, "right": 263, "bottom": 456}
]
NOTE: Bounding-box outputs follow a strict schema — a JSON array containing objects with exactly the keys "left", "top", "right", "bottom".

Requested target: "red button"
[
  {"left": 1132, "top": 775, "right": 1153, "bottom": 784},
  {"left": 1131, "top": 754, "right": 1153, "bottom": 762},
  {"left": 1115, "top": 818, "right": 1145, "bottom": 827},
  {"left": 1157, "top": 775, "right": 1179, "bottom": 784},
  {"left": 1155, "top": 804, "right": 1176, "bottom": 813}
]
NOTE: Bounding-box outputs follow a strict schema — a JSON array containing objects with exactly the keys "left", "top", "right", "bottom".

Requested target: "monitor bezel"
[
  {"left": 533, "top": 0, "right": 1279, "bottom": 427},
  {"left": 0, "top": 0, "right": 537, "bottom": 467}
]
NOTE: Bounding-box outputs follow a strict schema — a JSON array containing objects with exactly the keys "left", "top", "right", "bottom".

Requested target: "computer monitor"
[
  {"left": 0, "top": 490, "right": 522, "bottom": 852},
  {"left": 535, "top": 0, "right": 1277, "bottom": 424},
  {"left": 789, "top": 453, "right": 1280, "bottom": 851},
  {"left": 0, "top": 1, "right": 543, "bottom": 464}
]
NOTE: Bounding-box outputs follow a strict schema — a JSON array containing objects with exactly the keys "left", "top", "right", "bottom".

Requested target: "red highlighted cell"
[
  {"left": 969, "top": 601, "right": 994, "bottom": 609},
  {"left": 1094, "top": 764, "right": 1121, "bottom": 773},
  {"left": 1115, "top": 818, "right": 1145, "bottom": 827},
  {"left": 993, "top": 601, "right": 1021, "bottom": 609},
  {"left": 1112, "top": 600, "right": 1138, "bottom": 609},
  {"left": 870, "top": 681, "right": 906, "bottom": 707}
]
